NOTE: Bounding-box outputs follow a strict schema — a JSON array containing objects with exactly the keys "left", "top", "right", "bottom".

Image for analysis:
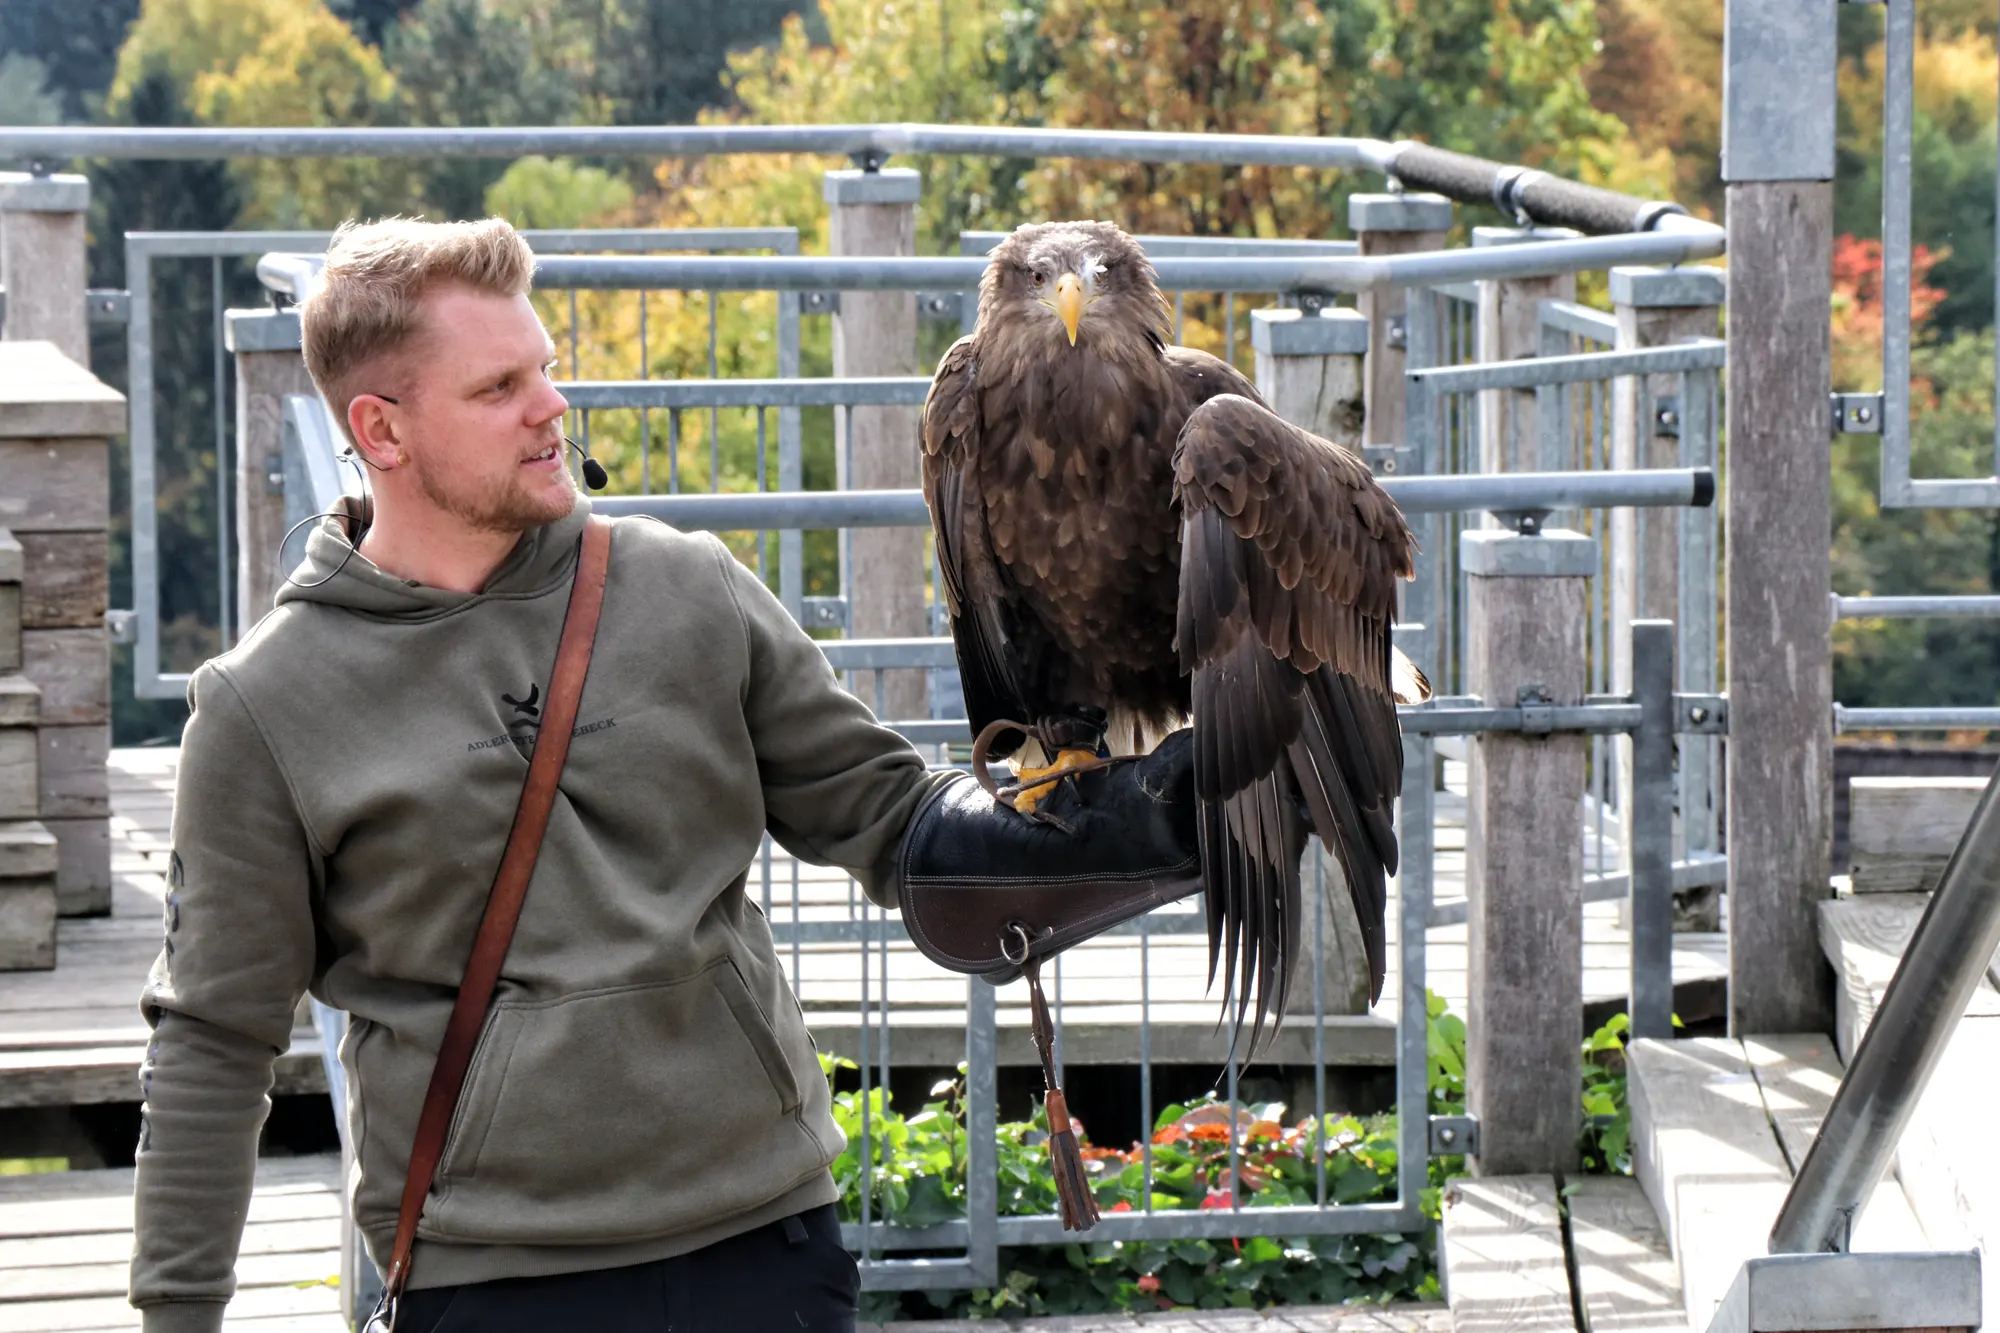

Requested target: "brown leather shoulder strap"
[{"left": 380, "top": 514, "right": 614, "bottom": 1310}]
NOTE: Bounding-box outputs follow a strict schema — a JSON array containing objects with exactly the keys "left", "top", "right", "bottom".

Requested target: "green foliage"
[
  {"left": 0, "top": 55, "right": 63, "bottom": 128},
  {"left": 0, "top": 0, "right": 140, "bottom": 121},
  {"left": 485, "top": 157, "right": 634, "bottom": 229},
  {"left": 1579, "top": 1013, "right": 1633, "bottom": 1175}
]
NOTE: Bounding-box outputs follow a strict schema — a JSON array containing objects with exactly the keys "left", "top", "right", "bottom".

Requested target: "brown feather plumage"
[{"left": 920, "top": 221, "right": 1425, "bottom": 1051}]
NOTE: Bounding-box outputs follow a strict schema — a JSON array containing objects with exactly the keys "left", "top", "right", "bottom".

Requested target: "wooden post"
[
  {"left": 0, "top": 534, "right": 54, "bottom": 967},
  {"left": 1250, "top": 305, "right": 1371, "bottom": 1016},
  {"left": 1475, "top": 226, "right": 1579, "bottom": 478},
  {"left": 0, "top": 174, "right": 89, "bottom": 367},
  {"left": 1610, "top": 266, "right": 1726, "bottom": 932},
  {"left": 226, "top": 309, "right": 314, "bottom": 635},
  {"left": 1463, "top": 526, "right": 1594, "bottom": 1175},
  {"left": 1723, "top": 0, "right": 1838, "bottom": 1035},
  {"left": 1350, "top": 193, "right": 1453, "bottom": 452},
  {"left": 0, "top": 341, "right": 124, "bottom": 918},
  {"left": 825, "top": 168, "right": 927, "bottom": 722}
]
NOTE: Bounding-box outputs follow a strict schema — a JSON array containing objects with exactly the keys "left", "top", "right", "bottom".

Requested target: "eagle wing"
[
  {"left": 920, "top": 336, "right": 1029, "bottom": 747},
  {"left": 1173, "top": 389, "right": 1419, "bottom": 1052}
]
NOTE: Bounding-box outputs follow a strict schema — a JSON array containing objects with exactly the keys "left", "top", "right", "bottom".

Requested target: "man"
[{"left": 128, "top": 217, "right": 1197, "bottom": 1333}]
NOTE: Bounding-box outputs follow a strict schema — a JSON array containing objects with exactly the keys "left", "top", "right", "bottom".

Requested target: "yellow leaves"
[{"left": 111, "top": 0, "right": 414, "bottom": 226}]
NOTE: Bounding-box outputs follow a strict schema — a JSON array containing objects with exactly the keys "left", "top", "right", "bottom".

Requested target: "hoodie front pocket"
[{"left": 421, "top": 961, "right": 828, "bottom": 1246}]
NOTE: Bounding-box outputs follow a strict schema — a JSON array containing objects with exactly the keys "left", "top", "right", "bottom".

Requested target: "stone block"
[
  {"left": 0, "top": 820, "right": 57, "bottom": 878},
  {"left": 0, "top": 438, "right": 110, "bottom": 531},
  {"left": 17, "top": 530, "right": 107, "bottom": 627},
  {"left": 43, "top": 815, "right": 109, "bottom": 917},
  {"left": 0, "top": 726, "right": 35, "bottom": 820},
  {"left": 0, "top": 874, "right": 56, "bottom": 970},
  {"left": 22, "top": 627, "right": 107, "bottom": 725},
  {"left": 38, "top": 724, "right": 108, "bottom": 818},
  {"left": 0, "top": 342, "right": 125, "bottom": 438}
]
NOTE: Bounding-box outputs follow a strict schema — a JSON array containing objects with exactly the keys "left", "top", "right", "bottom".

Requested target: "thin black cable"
[{"left": 278, "top": 448, "right": 372, "bottom": 592}]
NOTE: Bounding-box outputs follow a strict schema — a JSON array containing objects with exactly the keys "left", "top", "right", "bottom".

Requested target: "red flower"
[
  {"left": 1136, "top": 1274, "right": 1160, "bottom": 1292},
  {"left": 1188, "top": 1123, "right": 1232, "bottom": 1142},
  {"left": 1152, "top": 1126, "right": 1184, "bottom": 1145},
  {"left": 1110, "top": 1199, "right": 1133, "bottom": 1212},
  {"left": 1201, "top": 1190, "right": 1235, "bottom": 1209}
]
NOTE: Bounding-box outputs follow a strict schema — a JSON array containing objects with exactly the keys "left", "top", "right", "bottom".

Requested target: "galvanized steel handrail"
[
  {"left": 591, "top": 467, "right": 1715, "bottom": 530},
  {"left": 1770, "top": 754, "right": 2000, "bottom": 1253}
]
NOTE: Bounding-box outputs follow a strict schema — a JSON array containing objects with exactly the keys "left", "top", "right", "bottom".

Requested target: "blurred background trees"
[{"left": 0, "top": 0, "right": 1993, "bottom": 736}]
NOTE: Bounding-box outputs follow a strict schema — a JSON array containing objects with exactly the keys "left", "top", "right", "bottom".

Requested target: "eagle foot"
[{"left": 1009, "top": 748, "right": 1102, "bottom": 814}]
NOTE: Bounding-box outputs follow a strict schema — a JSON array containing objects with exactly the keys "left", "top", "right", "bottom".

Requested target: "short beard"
[{"left": 411, "top": 450, "right": 578, "bottom": 535}]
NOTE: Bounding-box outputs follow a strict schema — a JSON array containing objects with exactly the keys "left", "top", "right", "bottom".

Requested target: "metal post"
[
  {"left": 1251, "top": 304, "right": 1371, "bottom": 1016},
  {"left": 1629, "top": 620, "right": 1676, "bottom": 1039},
  {"left": 1350, "top": 193, "right": 1452, "bottom": 453},
  {"left": 1769, "top": 755, "right": 2000, "bottom": 1254},
  {"left": 825, "top": 168, "right": 927, "bottom": 719},
  {"left": 225, "top": 309, "right": 315, "bottom": 635},
  {"left": 1474, "top": 227, "right": 1579, "bottom": 484},
  {"left": 1723, "top": 0, "right": 1839, "bottom": 1035},
  {"left": 1462, "top": 525, "right": 1595, "bottom": 1174},
  {"left": 1609, "top": 266, "right": 1724, "bottom": 932},
  {"left": 0, "top": 174, "right": 89, "bottom": 366}
]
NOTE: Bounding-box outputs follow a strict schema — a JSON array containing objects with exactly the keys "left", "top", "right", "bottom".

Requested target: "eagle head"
[{"left": 979, "top": 221, "right": 1169, "bottom": 353}]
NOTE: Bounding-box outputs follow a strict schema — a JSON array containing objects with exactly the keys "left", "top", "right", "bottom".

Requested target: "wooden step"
[
  {"left": 1847, "top": 776, "right": 1987, "bottom": 894},
  {"left": 1566, "top": 1176, "right": 1688, "bottom": 1333},
  {"left": 1818, "top": 894, "right": 2000, "bottom": 1062},
  {"left": 1439, "top": 1176, "right": 1573, "bottom": 1333},
  {"left": 1886, "top": 1010, "right": 2000, "bottom": 1333},
  {"left": 1629, "top": 1035, "right": 1932, "bottom": 1333}
]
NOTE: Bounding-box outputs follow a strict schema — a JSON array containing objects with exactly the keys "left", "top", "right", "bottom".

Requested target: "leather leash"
[{"left": 374, "top": 514, "right": 613, "bottom": 1325}]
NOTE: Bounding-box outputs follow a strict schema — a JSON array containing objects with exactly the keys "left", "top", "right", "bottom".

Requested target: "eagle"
[{"left": 920, "top": 220, "right": 1430, "bottom": 1049}]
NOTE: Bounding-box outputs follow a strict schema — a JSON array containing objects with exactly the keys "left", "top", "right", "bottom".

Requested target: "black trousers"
[{"left": 393, "top": 1204, "right": 859, "bottom": 1332}]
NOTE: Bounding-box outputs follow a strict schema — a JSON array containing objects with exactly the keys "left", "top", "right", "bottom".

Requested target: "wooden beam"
[
  {"left": 1439, "top": 1175, "right": 1574, "bottom": 1333},
  {"left": 1566, "top": 1175, "right": 1689, "bottom": 1333},
  {"left": 1725, "top": 179, "right": 1837, "bottom": 1036},
  {"left": 1847, "top": 777, "right": 1986, "bottom": 893}
]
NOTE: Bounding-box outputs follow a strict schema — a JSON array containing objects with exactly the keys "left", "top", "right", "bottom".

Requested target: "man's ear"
[{"left": 347, "top": 393, "right": 402, "bottom": 470}]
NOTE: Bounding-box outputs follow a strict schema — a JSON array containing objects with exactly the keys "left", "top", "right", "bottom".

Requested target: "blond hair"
[{"left": 300, "top": 217, "right": 536, "bottom": 443}]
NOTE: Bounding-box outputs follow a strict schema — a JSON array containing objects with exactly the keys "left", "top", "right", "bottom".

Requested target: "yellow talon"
[{"left": 1010, "top": 747, "right": 1100, "bottom": 814}]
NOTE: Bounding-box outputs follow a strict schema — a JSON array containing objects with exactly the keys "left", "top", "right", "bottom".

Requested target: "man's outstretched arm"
[{"left": 131, "top": 666, "right": 319, "bottom": 1333}]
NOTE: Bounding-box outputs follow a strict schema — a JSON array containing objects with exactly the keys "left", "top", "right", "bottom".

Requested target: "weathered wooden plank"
[
  {"left": 0, "top": 822, "right": 58, "bottom": 879},
  {"left": 0, "top": 1036, "right": 328, "bottom": 1109},
  {"left": 1892, "top": 1012, "right": 2000, "bottom": 1333},
  {"left": 0, "top": 875, "right": 57, "bottom": 971},
  {"left": 1439, "top": 1175, "right": 1572, "bottom": 1333},
  {"left": 0, "top": 1217, "right": 335, "bottom": 1270},
  {"left": 235, "top": 349, "right": 319, "bottom": 636},
  {"left": 0, "top": 584, "right": 19, "bottom": 676},
  {"left": 1848, "top": 777, "right": 1987, "bottom": 894},
  {"left": 1566, "top": 1175, "right": 1687, "bottom": 1333},
  {"left": 37, "top": 727, "right": 108, "bottom": 819},
  {"left": 1740, "top": 1033, "right": 1929, "bottom": 1252},
  {"left": 0, "top": 1246, "right": 342, "bottom": 1303},
  {"left": 1466, "top": 557, "right": 1587, "bottom": 1173},
  {"left": 0, "top": 1157, "right": 337, "bottom": 1234},
  {"left": 22, "top": 633, "right": 106, "bottom": 727},
  {"left": 1818, "top": 895, "right": 2000, "bottom": 1061},
  {"left": 10, "top": 1279, "right": 342, "bottom": 1332},
  {"left": 0, "top": 199, "right": 87, "bottom": 366},
  {"left": 43, "top": 818, "right": 110, "bottom": 918},
  {"left": 15, "top": 532, "right": 106, "bottom": 630},
  {"left": 0, "top": 726, "right": 38, "bottom": 821},
  {"left": 0, "top": 440, "right": 110, "bottom": 535},
  {"left": 1725, "top": 179, "right": 1837, "bottom": 1035},
  {"left": 0, "top": 342, "right": 124, "bottom": 440},
  {"left": 1628, "top": 1037, "right": 1793, "bottom": 1333},
  {"left": 0, "top": 675, "right": 38, "bottom": 727}
]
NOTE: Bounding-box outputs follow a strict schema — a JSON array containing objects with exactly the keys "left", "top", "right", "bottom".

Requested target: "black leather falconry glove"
[{"left": 896, "top": 728, "right": 1200, "bottom": 986}]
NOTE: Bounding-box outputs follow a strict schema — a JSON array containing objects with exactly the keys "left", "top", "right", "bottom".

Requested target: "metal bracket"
[
  {"left": 1384, "top": 314, "right": 1408, "bottom": 351},
  {"left": 1429, "top": 1114, "right": 1479, "bottom": 1156},
  {"left": 915, "top": 291, "right": 964, "bottom": 324},
  {"left": 1674, "top": 693, "right": 1729, "bottom": 734},
  {"left": 1363, "top": 443, "right": 1416, "bottom": 476},
  {"left": 264, "top": 452, "right": 286, "bottom": 497},
  {"left": 1653, "top": 395, "right": 1682, "bottom": 438},
  {"left": 799, "top": 291, "right": 840, "bottom": 317},
  {"left": 1490, "top": 509, "right": 1552, "bottom": 535},
  {"left": 86, "top": 289, "right": 130, "bottom": 326},
  {"left": 1517, "top": 684, "right": 1557, "bottom": 734},
  {"left": 847, "top": 148, "right": 889, "bottom": 173},
  {"left": 1832, "top": 392, "right": 1883, "bottom": 434},
  {"left": 1287, "top": 291, "right": 1338, "bottom": 316},
  {"left": 800, "top": 596, "right": 850, "bottom": 630},
  {"left": 106, "top": 609, "right": 138, "bottom": 647}
]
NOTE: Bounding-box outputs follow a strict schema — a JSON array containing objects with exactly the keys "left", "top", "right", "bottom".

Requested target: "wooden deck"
[
  {"left": 0, "top": 1154, "right": 345, "bottom": 1331},
  {"left": 0, "top": 749, "right": 1728, "bottom": 1111}
]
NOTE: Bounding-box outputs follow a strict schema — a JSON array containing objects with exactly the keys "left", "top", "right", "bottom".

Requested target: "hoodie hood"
[{"left": 274, "top": 495, "right": 594, "bottom": 620}]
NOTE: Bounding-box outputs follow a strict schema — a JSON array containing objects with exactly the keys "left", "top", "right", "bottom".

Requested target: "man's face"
[{"left": 391, "top": 284, "right": 576, "bottom": 534}]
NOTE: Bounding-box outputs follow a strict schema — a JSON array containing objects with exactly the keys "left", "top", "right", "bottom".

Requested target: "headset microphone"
[{"left": 565, "top": 436, "right": 608, "bottom": 491}]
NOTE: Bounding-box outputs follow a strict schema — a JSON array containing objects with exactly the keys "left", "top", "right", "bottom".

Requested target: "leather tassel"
[{"left": 1025, "top": 958, "right": 1101, "bottom": 1232}]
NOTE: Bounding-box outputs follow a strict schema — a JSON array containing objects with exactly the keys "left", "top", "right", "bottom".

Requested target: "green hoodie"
[{"left": 129, "top": 500, "right": 938, "bottom": 1333}]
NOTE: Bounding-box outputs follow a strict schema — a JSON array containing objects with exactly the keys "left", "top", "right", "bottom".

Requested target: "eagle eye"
[{"left": 1031, "top": 270, "right": 1045, "bottom": 287}]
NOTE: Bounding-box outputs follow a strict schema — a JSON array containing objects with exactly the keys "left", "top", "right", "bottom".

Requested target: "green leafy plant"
[{"left": 1579, "top": 1012, "right": 1633, "bottom": 1175}]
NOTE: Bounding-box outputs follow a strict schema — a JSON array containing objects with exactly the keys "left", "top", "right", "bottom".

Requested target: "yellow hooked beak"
[{"left": 1054, "top": 271, "right": 1085, "bottom": 346}]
